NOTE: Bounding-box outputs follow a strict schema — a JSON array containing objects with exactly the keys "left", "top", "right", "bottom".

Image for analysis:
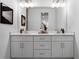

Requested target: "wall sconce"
[
  {"left": 20, "top": 0, "right": 33, "bottom": 8},
  {"left": 51, "top": 0, "right": 65, "bottom": 8}
]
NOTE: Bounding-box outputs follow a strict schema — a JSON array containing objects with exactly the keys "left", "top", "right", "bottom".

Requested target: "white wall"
[
  {"left": 67, "top": 0, "right": 79, "bottom": 59},
  {"left": 0, "top": 0, "right": 19, "bottom": 59}
]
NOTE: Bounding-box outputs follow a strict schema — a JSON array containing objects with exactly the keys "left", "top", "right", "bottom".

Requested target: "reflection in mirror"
[{"left": 40, "top": 12, "right": 48, "bottom": 33}]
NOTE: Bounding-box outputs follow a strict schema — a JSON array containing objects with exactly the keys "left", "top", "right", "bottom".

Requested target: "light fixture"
[
  {"left": 51, "top": 0, "right": 65, "bottom": 8},
  {"left": 20, "top": 0, "right": 33, "bottom": 8}
]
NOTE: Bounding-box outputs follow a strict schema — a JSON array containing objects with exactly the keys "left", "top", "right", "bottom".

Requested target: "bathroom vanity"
[{"left": 10, "top": 32, "right": 75, "bottom": 59}]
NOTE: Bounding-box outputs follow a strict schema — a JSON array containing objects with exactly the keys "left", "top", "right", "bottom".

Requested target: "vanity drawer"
[
  {"left": 21, "top": 36, "right": 33, "bottom": 42},
  {"left": 34, "top": 50, "right": 51, "bottom": 57},
  {"left": 34, "top": 36, "right": 51, "bottom": 42},
  {"left": 11, "top": 36, "right": 33, "bottom": 42},
  {"left": 11, "top": 36, "right": 22, "bottom": 42},
  {"left": 61, "top": 36, "right": 73, "bottom": 42},
  {"left": 52, "top": 36, "right": 61, "bottom": 42},
  {"left": 52, "top": 36, "right": 73, "bottom": 42},
  {"left": 34, "top": 42, "right": 51, "bottom": 49}
]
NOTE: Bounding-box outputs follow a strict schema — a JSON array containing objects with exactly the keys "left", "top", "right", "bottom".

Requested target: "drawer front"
[
  {"left": 34, "top": 42, "right": 51, "bottom": 49},
  {"left": 11, "top": 36, "right": 22, "bottom": 42},
  {"left": 61, "top": 36, "right": 73, "bottom": 42},
  {"left": 52, "top": 36, "right": 73, "bottom": 42},
  {"left": 22, "top": 36, "right": 33, "bottom": 42},
  {"left": 34, "top": 50, "right": 51, "bottom": 57},
  {"left": 34, "top": 36, "right": 51, "bottom": 42},
  {"left": 11, "top": 36, "right": 33, "bottom": 42},
  {"left": 52, "top": 36, "right": 61, "bottom": 42}
]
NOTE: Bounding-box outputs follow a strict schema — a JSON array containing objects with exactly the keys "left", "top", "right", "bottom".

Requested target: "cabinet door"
[
  {"left": 11, "top": 42, "right": 23, "bottom": 57},
  {"left": 52, "top": 42, "right": 62, "bottom": 57},
  {"left": 23, "top": 42, "right": 33, "bottom": 57},
  {"left": 63, "top": 42, "right": 73, "bottom": 57}
]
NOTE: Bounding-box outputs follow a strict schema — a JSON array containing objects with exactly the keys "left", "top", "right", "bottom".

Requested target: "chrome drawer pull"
[
  {"left": 40, "top": 53, "right": 45, "bottom": 55},
  {"left": 40, "top": 44, "right": 45, "bottom": 47}
]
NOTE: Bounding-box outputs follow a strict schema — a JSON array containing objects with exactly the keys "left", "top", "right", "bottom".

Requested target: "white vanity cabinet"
[
  {"left": 10, "top": 35, "right": 33, "bottom": 58},
  {"left": 10, "top": 33, "right": 74, "bottom": 59},
  {"left": 52, "top": 35, "right": 74, "bottom": 58}
]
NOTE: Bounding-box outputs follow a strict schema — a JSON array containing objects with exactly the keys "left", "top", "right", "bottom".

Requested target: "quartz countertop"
[{"left": 10, "top": 31, "right": 75, "bottom": 36}]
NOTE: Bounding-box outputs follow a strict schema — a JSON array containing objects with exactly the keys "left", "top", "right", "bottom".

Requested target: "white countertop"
[{"left": 10, "top": 31, "right": 75, "bottom": 36}]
